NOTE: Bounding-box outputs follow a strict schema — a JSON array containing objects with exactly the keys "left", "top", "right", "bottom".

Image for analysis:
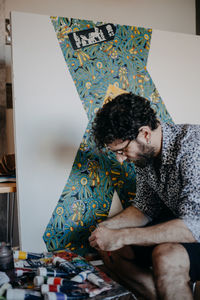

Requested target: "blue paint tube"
[
  {"left": 44, "top": 291, "right": 88, "bottom": 300},
  {"left": 7, "top": 289, "right": 42, "bottom": 300},
  {"left": 70, "top": 271, "right": 91, "bottom": 283},
  {"left": 41, "top": 284, "right": 84, "bottom": 295},
  {"left": 37, "top": 268, "right": 70, "bottom": 278},
  {"left": 13, "top": 251, "right": 44, "bottom": 260},
  {"left": 52, "top": 257, "right": 78, "bottom": 275}
]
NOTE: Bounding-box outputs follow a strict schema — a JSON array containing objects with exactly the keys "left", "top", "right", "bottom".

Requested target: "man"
[{"left": 89, "top": 93, "right": 200, "bottom": 300}]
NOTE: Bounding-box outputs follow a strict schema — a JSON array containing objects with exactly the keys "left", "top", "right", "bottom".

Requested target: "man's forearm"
[
  {"left": 100, "top": 205, "right": 149, "bottom": 229},
  {"left": 121, "top": 219, "right": 196, "bottom": 246}
]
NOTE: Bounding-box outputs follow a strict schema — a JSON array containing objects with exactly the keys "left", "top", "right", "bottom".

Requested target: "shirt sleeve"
[
  {"left": 132, "top": 167, "right": 164, "bottom": 220},
  {"left": 177, "top": 141, "right": 200, "bottom": 242}
]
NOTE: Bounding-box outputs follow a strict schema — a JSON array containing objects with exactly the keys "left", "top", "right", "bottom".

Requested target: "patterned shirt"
[{"left": 133, "top": 122, "right": 200, "bottom": 242}]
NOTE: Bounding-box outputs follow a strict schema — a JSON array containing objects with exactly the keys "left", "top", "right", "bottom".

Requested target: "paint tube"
[
  {"left": 52, "top": 257, "right": 78, "bottom": 275},
  {"left": 7, "top": 288, "right": 42, "bottom": 300},
  {"left": 15, "top": 259, "right": 44, "bottom": 269},
  {"left": 41, "top": 284, "right": 83, "bottom": 295},
  {"left": 14, "top": 251, "right": 44, "bottom": 260},
  {"left": 33, "top": 276, "right": 48, "bottom": 287},
  {"left": 37, "top": 267, "right": 70, "bottom": 278},
  {"left": 87, "top": 272, "right": 108, "bottom": 288},
  {"left": 47, "top": 277, "right": 83, "bottom": 287},
  {"left": 34, "top": 276, "right": 82, "bottom": 288},
  {"left": 16, "top": 268, "right": 37, "bottom": 272},
  {"left": 71, "top": 258, "right": 95, "bottom": 271},
  {"left": 70, "top": 270, "right": 91, "bottom": 283},
  {"left": 44, "top": 291, "right": 88, "bottom": 300},
  {"left": 15, "top": 269, "right": 36, "bottom": 277}
]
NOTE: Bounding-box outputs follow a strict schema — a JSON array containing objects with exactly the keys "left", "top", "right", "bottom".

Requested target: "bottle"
[{"left": 0, "top": 242, "right": 14, "bottom": 271}]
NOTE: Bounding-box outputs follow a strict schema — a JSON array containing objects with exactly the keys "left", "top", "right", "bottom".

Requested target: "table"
[{"left": 0, "top": 182, "right": 16, "bottom": 246}]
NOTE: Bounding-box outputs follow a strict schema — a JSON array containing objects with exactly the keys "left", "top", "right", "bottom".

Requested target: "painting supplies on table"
[
  {"left": 15, "top": 259, "right": 45, "bottom": 269},
  {"left": 1, "top": 248, "right": 115, "bottom": 299},
  {"left": 34, "top": 276, "right": 86, "bottom": 289},
  {"left": 39, "top": 277, "right": 111, "bottom": 298},
  {"left": 14, "top": 251, "right": 45, "bottom": 260}
]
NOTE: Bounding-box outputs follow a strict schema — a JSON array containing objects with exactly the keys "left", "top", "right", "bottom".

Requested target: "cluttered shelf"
[
  {"left": 0, "top": 244, "right": 137, "bottom": 300},
  {"left": 0, "top": 183, "right": 16, "bottom": 194}
]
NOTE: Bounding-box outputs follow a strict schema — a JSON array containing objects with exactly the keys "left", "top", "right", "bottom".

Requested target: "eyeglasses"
[{"left": 105, "top": 140, "right": 132, "bottom": 156}]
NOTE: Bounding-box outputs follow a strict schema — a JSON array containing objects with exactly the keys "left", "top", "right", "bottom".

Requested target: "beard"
[{"left": 132, "top": 140, "right": 156, "bottom": 168}]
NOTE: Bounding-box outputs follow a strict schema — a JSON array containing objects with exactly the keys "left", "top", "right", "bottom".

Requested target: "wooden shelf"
[{"left": 0, "top": 182, "right": 16, "bottom": 194}]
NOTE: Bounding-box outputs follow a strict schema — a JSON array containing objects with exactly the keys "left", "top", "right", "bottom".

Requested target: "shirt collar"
[{"left": 161, "top": 122, "right": 178, "bottom": 165}]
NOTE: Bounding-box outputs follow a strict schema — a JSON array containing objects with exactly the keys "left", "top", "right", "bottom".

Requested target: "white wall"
[
  {"left": 5, "top": 0, "right": 196, "bottom": 83},
  {"left": 123, "top": 25, "right": 200, "bottom": 224},
  {"left": 11, "top": 12, "right": 88, "bottom": 251},
  {"left": 6, "top": 0, "right": 195, "bottom": 33},
  {"left": 148, "top": 30, "right": 200, "bottom": 124}
]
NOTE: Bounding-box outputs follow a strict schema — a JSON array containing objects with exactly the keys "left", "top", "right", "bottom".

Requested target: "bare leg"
[
  {"left": 99, "top": 246, "right": 157, "bottom": 300},
  {"left": 152, "top": 243, "right": 193, "bottom": 300}
]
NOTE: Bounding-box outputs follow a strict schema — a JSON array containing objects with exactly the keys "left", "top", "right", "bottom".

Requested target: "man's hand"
[{"left": 89, "top": 226, "right": 124, "bottom": 251}]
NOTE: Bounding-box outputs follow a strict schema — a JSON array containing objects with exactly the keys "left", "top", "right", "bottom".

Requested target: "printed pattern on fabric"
[
  {"left": 133, "top": 123, "right": 200, "bottom": 241},
  {"left": 43, "top": 17, "right": 173, "bottom": 255}
]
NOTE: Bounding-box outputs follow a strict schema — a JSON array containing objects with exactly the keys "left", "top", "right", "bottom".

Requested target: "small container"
[{"left": 0, "top": 242, "right": 14, "bottom": 271}]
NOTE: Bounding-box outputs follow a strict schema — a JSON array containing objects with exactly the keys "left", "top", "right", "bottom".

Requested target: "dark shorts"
[{"left": 134, "top": 243, "right": 200, "bottom": 282}]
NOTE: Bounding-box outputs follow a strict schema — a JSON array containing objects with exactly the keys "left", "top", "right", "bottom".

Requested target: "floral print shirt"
[{"left": 133, "top": 122, "right": 200, "bottom": 242}]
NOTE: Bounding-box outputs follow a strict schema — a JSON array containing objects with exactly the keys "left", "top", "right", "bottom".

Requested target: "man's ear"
[{"left": 138, "top": 126, "right": 151, "bottom": 144}]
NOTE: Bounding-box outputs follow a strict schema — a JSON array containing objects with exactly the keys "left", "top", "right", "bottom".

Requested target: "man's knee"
[{"left": 152, "top": 243, "right": 190, "bottom": 280}]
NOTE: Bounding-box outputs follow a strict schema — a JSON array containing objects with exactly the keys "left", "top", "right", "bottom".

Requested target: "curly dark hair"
[{"left": 92, "top": 93, "right": 159, "bottom": 149}]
